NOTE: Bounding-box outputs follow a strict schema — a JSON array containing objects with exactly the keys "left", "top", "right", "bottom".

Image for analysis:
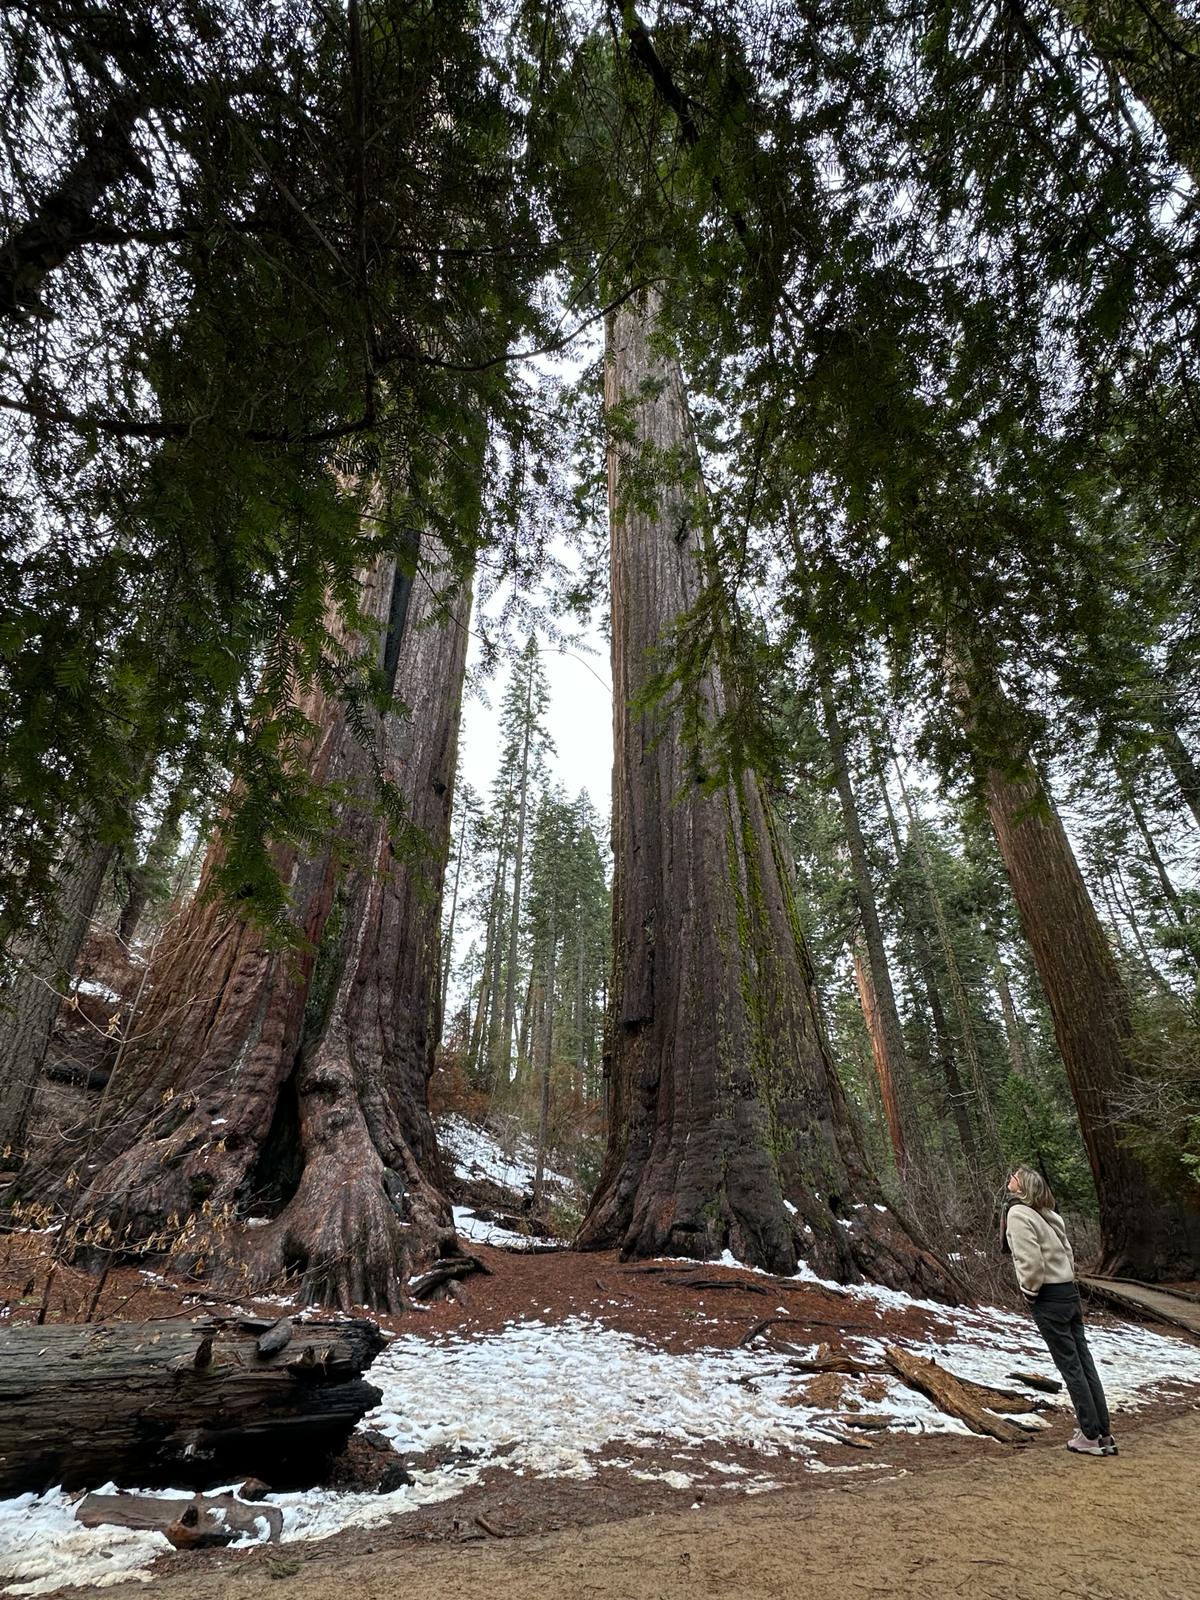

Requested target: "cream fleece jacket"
[{"left": 1005, "top": 1203, "right": 1075, "bottom": 1298}]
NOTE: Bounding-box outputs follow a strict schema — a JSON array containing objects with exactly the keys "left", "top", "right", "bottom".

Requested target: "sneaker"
[
  {"left": 1067, "top": 1431, "right": 1108, "bottom": 1456},
  {"left": 1100, "top": 1434, "right": 1118, "bottom": 1455}
]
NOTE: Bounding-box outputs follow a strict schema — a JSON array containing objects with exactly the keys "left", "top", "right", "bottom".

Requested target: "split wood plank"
[{"left": 1077, "top": 1275, "right": 1200, "bottom": 1337}]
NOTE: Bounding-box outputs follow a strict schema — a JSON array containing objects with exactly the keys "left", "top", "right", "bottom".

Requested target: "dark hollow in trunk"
[
  {"left": 576, "top": 295, "right": 956, "bottom": 1299},
  {"left": 50, "top": 538, "right": 470, "bottom": 1310},
  {"left": 0, "top": 1315, "right": 384, "bottom": 1495}
]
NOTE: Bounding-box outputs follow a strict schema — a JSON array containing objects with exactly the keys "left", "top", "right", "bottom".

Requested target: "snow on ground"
[
  {"left": 0, "top": 1491, "right": 173, "bottom": 1596},
  {"left": 5, "top": 1263, "right": 1200, "bottom": 1594},
  {"left": 72, "top": 980, "right": 122, "bottom": 1005},
  {"left": 451, "top": 1205, "right": 560, "bottom": 1252},
  {"left": 437, "top": 1115, "right": 569, "bottom": 1197}
]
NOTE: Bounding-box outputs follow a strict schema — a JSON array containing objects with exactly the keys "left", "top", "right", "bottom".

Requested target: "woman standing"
[{"left": 1004, "top": 1167, "right": 1116, "bottom": 1457}]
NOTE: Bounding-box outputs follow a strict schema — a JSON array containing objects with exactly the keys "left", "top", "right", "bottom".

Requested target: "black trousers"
[{"left": 1030, "top": 1282, "right": 1111, "bottom": 1440}]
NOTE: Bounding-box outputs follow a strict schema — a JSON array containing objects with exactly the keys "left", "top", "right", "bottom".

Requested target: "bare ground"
[{"left": 81, "top": 1406, "right": 1200, "bottom": 1600}]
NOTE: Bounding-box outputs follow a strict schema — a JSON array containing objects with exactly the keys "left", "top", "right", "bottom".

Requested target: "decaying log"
[
  {"left": 1007, "top": 1369, "right": 1062, "bottom": 1394},
  {"left": 76, "top": 1491, "right": 284, "bottom": 1547},
  {"left": 883, "top": 1346, "right": 1030, "bottom": 1443},
  {"left": 738, "top": 1314, "right": 881, "bottom": 1348},
  {"left": 812, "top": 1421, "right": 872, "bottom": 1449},
  {"left": 0, "top": 1315, "right": 385, "bottom": 1495},
  {"left": 786, "top": 1341, "right": 887, "bottom": 1376},
  {"left": 408, "top": 1254, "right": 491, "bottom": 1302}
]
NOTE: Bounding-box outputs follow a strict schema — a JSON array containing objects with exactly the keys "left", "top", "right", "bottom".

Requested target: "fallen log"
[
  {"left": 409, "top": 1254, "right": 492, "bottom": 1302},
  {"left": 76, "top": 1491, "right": 284, "bottom": 1547},
  {"left": 0, "top": 1315, "right": 385, "bottom": 1495},
  {"left": 1006, "top": 1369, "right": 1062, "bottom": 1394},
  {"left": 739, "top": 1314, "right": 883, "bottom": 1348},
  {"left": 883, "top": 1347, "right": 1029, "bottom": 1444}
]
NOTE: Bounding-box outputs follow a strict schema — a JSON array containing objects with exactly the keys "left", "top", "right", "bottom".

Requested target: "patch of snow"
[
  {"left": 452, "top": 1205, "right": 559, "bottom": 1253},
  {"left": 437, "top": 1115, "right": 569, "bottom": 1196},
  {"left": 362, "top": 1314, "right": 966, "bottom": 1485},
  {"left": 74, "top": 981, "right": 120, "bottom": 1005},
  {"left": 0, "top": 1491, "right": 170, "bottom": 1595},
  {"left": 630, "top": 1469, "right": 693, "bottom": 1490}
]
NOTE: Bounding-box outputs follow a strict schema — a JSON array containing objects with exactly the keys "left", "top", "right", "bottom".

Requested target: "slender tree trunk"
[
  {"left": 516, "top": 968, "right": 535, "bottom": 1087},
  {"left": 55, "top": 537, "right": 470, "bottom": 1309},
  {"left": 1051, "top": 0, "right": 1199, "bottom": 183},
  {"left": 984, "top": 756, "right": 1200, "bottom": 1278},
  {"left": 117, "top": 781, "right": 188, "bottom": 949},
  {"left": 576, "top": 919, "right": 587, "bottom": 1089},
  {"left": 1157, "top": 723, "right": 1200, "bottom": 832},
  {"left": 438, "top": 803, "right": 467, "bottom": 1031},
  {"left": 0, "top": 835, "right": 114, "bottom": 1158},
  {"left": 815, "top": 667, "right": 921, "bottom": 1171},
  {"left": 484, "top": 814, "right": 512, "bottom": 1085},
  {"left": 1123, "top": 779, "right": 1200, "bottom": 976},
  {"left": 500, "top": 665, "right": 534, "bottom": 1074},
  {"left": 852, "top": 941, "right": 905, "bottom": 1168},
  {"left": 468, "top": 818, "right": 510, "bottom": 1082},
  {"left": 872, "top": 751, "right": 979, "bottom": 1167},
  {"left": 994, "top": 958, "right": 1032, "bottom": 1080},
  {"left": 533, "top": 894, "right": 557, "bottom": 1214},
  {"left": 893, "top": 765, "right": 1002, "bottom": 1163},
  {"left": 577, "top": 294, "right": 954, "bottom": 1296}
]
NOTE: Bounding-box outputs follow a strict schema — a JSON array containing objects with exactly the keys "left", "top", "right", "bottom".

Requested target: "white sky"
[{"left": 457, "top": 619, "right": 613, "bottom": 817}]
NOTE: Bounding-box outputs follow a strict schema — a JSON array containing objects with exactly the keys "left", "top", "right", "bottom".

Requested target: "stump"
[{"left": 0, "top": 1315, "right": 385, "bottom": 1494}]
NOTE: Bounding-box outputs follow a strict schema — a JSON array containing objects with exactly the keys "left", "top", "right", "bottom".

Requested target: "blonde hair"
[{"left": 1011, "top": 1166, "right": 1056, "bottom": 1212}]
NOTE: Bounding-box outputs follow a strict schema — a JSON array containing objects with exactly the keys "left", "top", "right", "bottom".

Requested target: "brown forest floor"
[
  {"left": 57, "top": 1407, "right": 1200, "bottom": 1600},
  {"left": 5, "top": 1229, "right": 1200, "bottom": 1600}
]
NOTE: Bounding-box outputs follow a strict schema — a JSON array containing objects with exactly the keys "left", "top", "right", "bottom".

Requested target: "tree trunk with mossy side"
[
  {"left": 52, "top": 543, "right": 468, "bottom": 1311},
  {"left": 576, "top": 295, "right": 956, "bottom": 1298}
]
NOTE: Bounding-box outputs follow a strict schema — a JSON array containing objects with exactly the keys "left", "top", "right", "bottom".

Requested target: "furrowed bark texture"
[
  {"left": 852, "top": 943, "right": 905, "bottom": 1169},
  {"left": 576, "top": 296, "right": 954, "bottom": 1297},
  {"left": 60, "top": 544, "right": 468, "bottom": 1310},
  {"left": 985, "top": 762, "right": 1200, "bottom": 1279}
]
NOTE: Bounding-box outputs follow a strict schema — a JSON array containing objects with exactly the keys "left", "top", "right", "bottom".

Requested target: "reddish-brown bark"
[
  {"left": 62, "top": 543, "right": 468, "bottom": 1310},
  {"left": 985, "top": 761, "right": 1200, "bottom": 1280},
  {"left": 576, "top": 295, "right": 955, "bottom": 1298},
  {"left": 853, "top": 943, "right": 905, "bottom": 1169}
]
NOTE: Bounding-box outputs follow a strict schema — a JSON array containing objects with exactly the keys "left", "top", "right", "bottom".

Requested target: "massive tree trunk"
[
  {"left": 576, "top": 295, "right": 954, "bottom": 1297},
  {"left": 984, "top": 757, "right": 1200, "bottom": 1279},
  {"left": 0, "top": 835, "right": 114, "bottom": 1158},
  {"left": 54, "top": 540, "right": 469, "bottom": 1310},
  {"left": 1052, "top": 0, "right": 1199, "bottom": 183}
]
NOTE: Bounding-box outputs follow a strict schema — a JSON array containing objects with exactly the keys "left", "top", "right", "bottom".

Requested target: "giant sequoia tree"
[
  {"left": 576, "top": 296, "right": 952, "bottom": 1295},
  {"left": 57, "top": 530, "right": 469, "bottom": 1310}
]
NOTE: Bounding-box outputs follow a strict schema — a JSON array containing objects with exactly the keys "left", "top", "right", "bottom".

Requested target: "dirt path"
[{"left": 122, "top": 1409, "right": 1200, "bottom": 1600}]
